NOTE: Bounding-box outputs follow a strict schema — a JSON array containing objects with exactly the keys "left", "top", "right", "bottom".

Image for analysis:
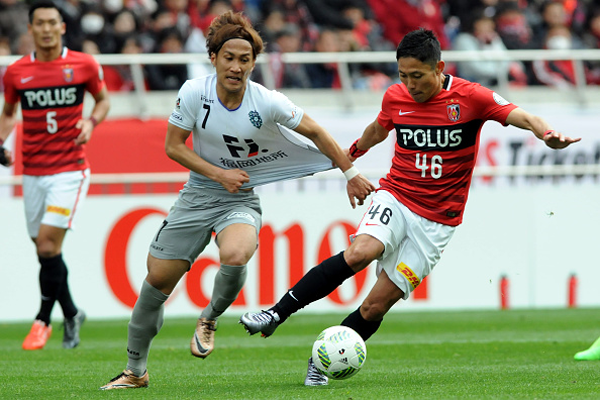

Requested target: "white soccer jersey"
[{"left": 168, "top": 74, "right": 333, "bottom": 189}]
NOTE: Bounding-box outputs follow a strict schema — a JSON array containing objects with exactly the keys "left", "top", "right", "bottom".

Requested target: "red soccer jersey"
[
  {"left": 3, "top": 48, "right": 105, "bottom": 175},
  {"left": 377, "top": 75, "right": 518, "bottom": 226}
]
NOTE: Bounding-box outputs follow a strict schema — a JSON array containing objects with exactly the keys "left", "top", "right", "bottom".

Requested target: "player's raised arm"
[
  {"left": 505, "top": 107, "right": 581, "bottom": 149},
  {"left": 293, "top": 113, "right": 376, "bottom": 208}
]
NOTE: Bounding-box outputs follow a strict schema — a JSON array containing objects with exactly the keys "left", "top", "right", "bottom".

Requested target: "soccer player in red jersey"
[
  {"left": 240, "top": 28, "right": 581, "bottom": 386},
  {"left": 0, "top": 1, "right": 110, "bottom": 350}
]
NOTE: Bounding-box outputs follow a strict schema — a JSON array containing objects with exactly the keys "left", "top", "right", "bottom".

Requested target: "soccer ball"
[{"left": 311, "top": 325, "right": 367, "bottom": 380}]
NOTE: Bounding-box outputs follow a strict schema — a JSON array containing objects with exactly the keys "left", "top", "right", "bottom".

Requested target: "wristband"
[
  {"left": 349, "top": 139, "right": 368, "bottom": 158},
  {"left": 89, "top": 116, "right": 98, "bottom": 127},
  {"left": 543, "top": 129, "right": 555, "bottom": 137},
  {"left": 343, "top": 166, "right": 360, "bottom": 181}
]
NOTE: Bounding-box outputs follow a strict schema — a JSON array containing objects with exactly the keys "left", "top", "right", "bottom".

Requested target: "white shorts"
[
  {"left": 354, "top": 190, "right": 455, "bottom": 300},
  {"left": 22, "top": 169, "right": 90, "bottom": 238}
]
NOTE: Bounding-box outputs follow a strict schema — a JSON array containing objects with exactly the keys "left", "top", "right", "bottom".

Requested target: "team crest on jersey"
[
  {"left": 62, "top": 65, "right": 74, "bottom": 83},
  {"left": 447, "top": 104, "right": 460, "bottom": 122},
  {"left": 249, "top": 110, "right": 263, "bottom": 129}
]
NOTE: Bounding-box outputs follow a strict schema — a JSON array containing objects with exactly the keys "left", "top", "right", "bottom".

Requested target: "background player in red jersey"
[
  {"left": 240, "top": 28, "right": 581, "bottom": 386},
  {"left": 0, "top": 1, "right": 110, "bottom": 350}
]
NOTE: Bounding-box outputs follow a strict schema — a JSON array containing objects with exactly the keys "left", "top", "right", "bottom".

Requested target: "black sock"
[
  {"left": 57, "top": 260, "right": 78, "bottom": 319},
  {"left": 341, "top": 307, "right": 382, "bottom": 342},
  {"left": 36, "top": 254, "right": 67, "bottom": 324},
  {"left": 272, "top": 252, "right": 354, "bottom": 323}
]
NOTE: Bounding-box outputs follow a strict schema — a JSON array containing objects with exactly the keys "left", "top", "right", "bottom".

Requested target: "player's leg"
[
  {"left": 574, "top": 335, "right": 600, "bottom": 361},
  {"left": 240, "top": 234, "right": 384, "bottom": 337},
  {"left": 193, "top": 194, "right": 262, "bottom": 357},
  {"left": 101, "top": 255, "right": 190, "bottom": 390},
  {"left": 21, "top": 175, "right": 58, "bottom": 350},
  {"left": 128, "top": 256, "right": 189, "bottom": 373},
  {"left": 192, "top": 223, "right": 257, "bottom": 358},
  {"left": 102, "top": 185, "right": 219, "bottom": 389},
  {"left": 240, "top": 191, "right": 407, "bottom": 337},
  {"left": 27, "top": 170, "right": 90, "bottom": 350},
  {"left": 341, "top": 269, "right": 404, "bottom": 340}
]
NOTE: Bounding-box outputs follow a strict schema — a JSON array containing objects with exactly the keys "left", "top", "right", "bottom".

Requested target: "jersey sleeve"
[
  {"left": 377, "top": 86, "right": 397, "bottom": 131},
  {"left": 85, "top": 55, "right": 106, "bottom": 96},
  {"left": 269, "top": 90, "right": 304, "bottom": 130},
  {"left": 469, "top": 85, "right": 518, "bottom": 125},
  {"left": 168, "top": 81, "right": 197, "bottom": 131},
  {"left": 3, "top": 65, "right": 18, "bottom": 104}
]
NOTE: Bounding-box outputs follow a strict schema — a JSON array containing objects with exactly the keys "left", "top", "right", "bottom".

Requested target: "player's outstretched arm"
[
  {"left": 293, "top": 113, "right": 375, "bottom": 208},
  {"left": 505, "top": 107, "right": 581, "bottom": 149}
]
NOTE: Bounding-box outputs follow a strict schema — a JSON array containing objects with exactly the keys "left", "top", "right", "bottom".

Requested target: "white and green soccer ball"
[{"left": 311, "top": 325, "right": 367, "bottom": 380}]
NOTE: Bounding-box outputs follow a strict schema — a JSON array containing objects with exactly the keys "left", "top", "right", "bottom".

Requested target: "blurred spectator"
[
  {"left": 532, "top": 1, "right": 583, "bottom": 48},
  {"left": 582, "top": 6, "right": 600, "bottom": 84},
  {"left": 145, "top": 27, "right": 189, "bottom": 90},
  {"left": 15, "top": 31, "right": 34, "bottom": 55},
  {"left": 80, "top": 6, "right": 117, "bottom": 54},
  {"left": 184, "top": 22, "right": 212, "bottom": 79},
  {"left": 305, "top": 28, "right": 341, "bottom": 89},
  {"left": 367, "top": 0, "right": 450, "bottom": 49},
  {"left": 341, "top": 1, "right": 392, "bottom": 51},
  {"left": 495, "top": 1, "right": 537, "bottom": 84},
  {"left": 260, "top": 5, "right": 286, "bottom": 51},
  {"left": 56, "top": 0, "right": 87, "bottom": 51},
  {"left": 268, "top": 24, "right": 312, "bottom": 88},
  {"left": 81, "top": 37, "right": 100, "bottom": 55},
  {"left": 0, "top": 35, "right": 10, "bottom": 92},
  {"left": 112, "top": 9, "right": 140, "bottom": 50},
  {"left": 153, "top": 0, "right": 192, "bottom": 43},
  {"left": 303, "top": 0, "right": 357, "bottom": 30},
  {"left": 259, "top": 0, "right": 318, "bottom": 52},
  {"left": 0, "top": 0, "right": 28, "bottom": 50},
  {"left": 495, "top": 1, "right": 535, "bottom": 50},
  {"left": 532, "top": 25, "right": 599, "bottom": 87},
  {"left": 453, "top": 11, "right": 511, "bottom": 87},
  {"left": 583, "top": 6, "right": 600, "bottom": 49}
]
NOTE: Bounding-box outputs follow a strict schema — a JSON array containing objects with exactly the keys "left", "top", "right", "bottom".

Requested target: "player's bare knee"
[
  {"left": 344, "top": 243, "right": 379, "bottom": 271},
  {"left": 219, "top": 248, "right": 254, "bottom": 266},
  {"left": 35, "top": 241, "right": 60, "bottom": 258}
]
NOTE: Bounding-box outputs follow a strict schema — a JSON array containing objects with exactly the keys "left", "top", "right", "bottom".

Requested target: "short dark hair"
[
  {"left": 29, "top": 1, "right": 63, "bottom": 23},
  {"left": 396, "top": 28, "right": 441, "bottom": 69}
]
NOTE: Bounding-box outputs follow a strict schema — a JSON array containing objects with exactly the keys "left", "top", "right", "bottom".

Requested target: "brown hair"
[{"left": 206, "top": 11, "right": 264, "bottom": 59}]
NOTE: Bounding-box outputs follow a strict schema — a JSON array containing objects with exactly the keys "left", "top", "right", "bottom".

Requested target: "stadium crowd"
[{"left": 1, "top": 0, "right": 600, "bottom": 90}]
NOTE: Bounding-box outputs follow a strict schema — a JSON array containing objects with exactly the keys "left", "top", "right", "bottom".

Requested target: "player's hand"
[
  {"left": 0, "top": 145, "right": 13, "bottom": 167},
  {"left": 218, "top": 168, "right": 250, "bottom": 193},
  {"left": 74, "top": 118, "right": 94, "bottom": 145},
  {"left": 346, "top": 174, "right": 376, "bottom": 209},
  {"left": 543, "top": 131, "right": 581, "bottom": 149}
]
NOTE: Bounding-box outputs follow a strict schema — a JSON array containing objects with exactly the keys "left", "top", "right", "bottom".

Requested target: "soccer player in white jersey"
[{"left": 100, "top": 11, "right": 375, "bottom": 390}]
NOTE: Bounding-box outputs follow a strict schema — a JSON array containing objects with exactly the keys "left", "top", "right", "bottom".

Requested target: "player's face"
[
  {"left": 28, "top": 8, "right": 65, "bottom": 51},
  {"left": 211, "top": 39, "right": 256, "bottom": 95},
  {"left": 397, "top": 57, "right": 445, "bottom": 103}
]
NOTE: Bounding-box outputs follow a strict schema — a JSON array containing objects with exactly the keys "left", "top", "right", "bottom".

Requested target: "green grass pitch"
[{"left": 1, "top": 308, "right": 599, "bottom": 399}]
